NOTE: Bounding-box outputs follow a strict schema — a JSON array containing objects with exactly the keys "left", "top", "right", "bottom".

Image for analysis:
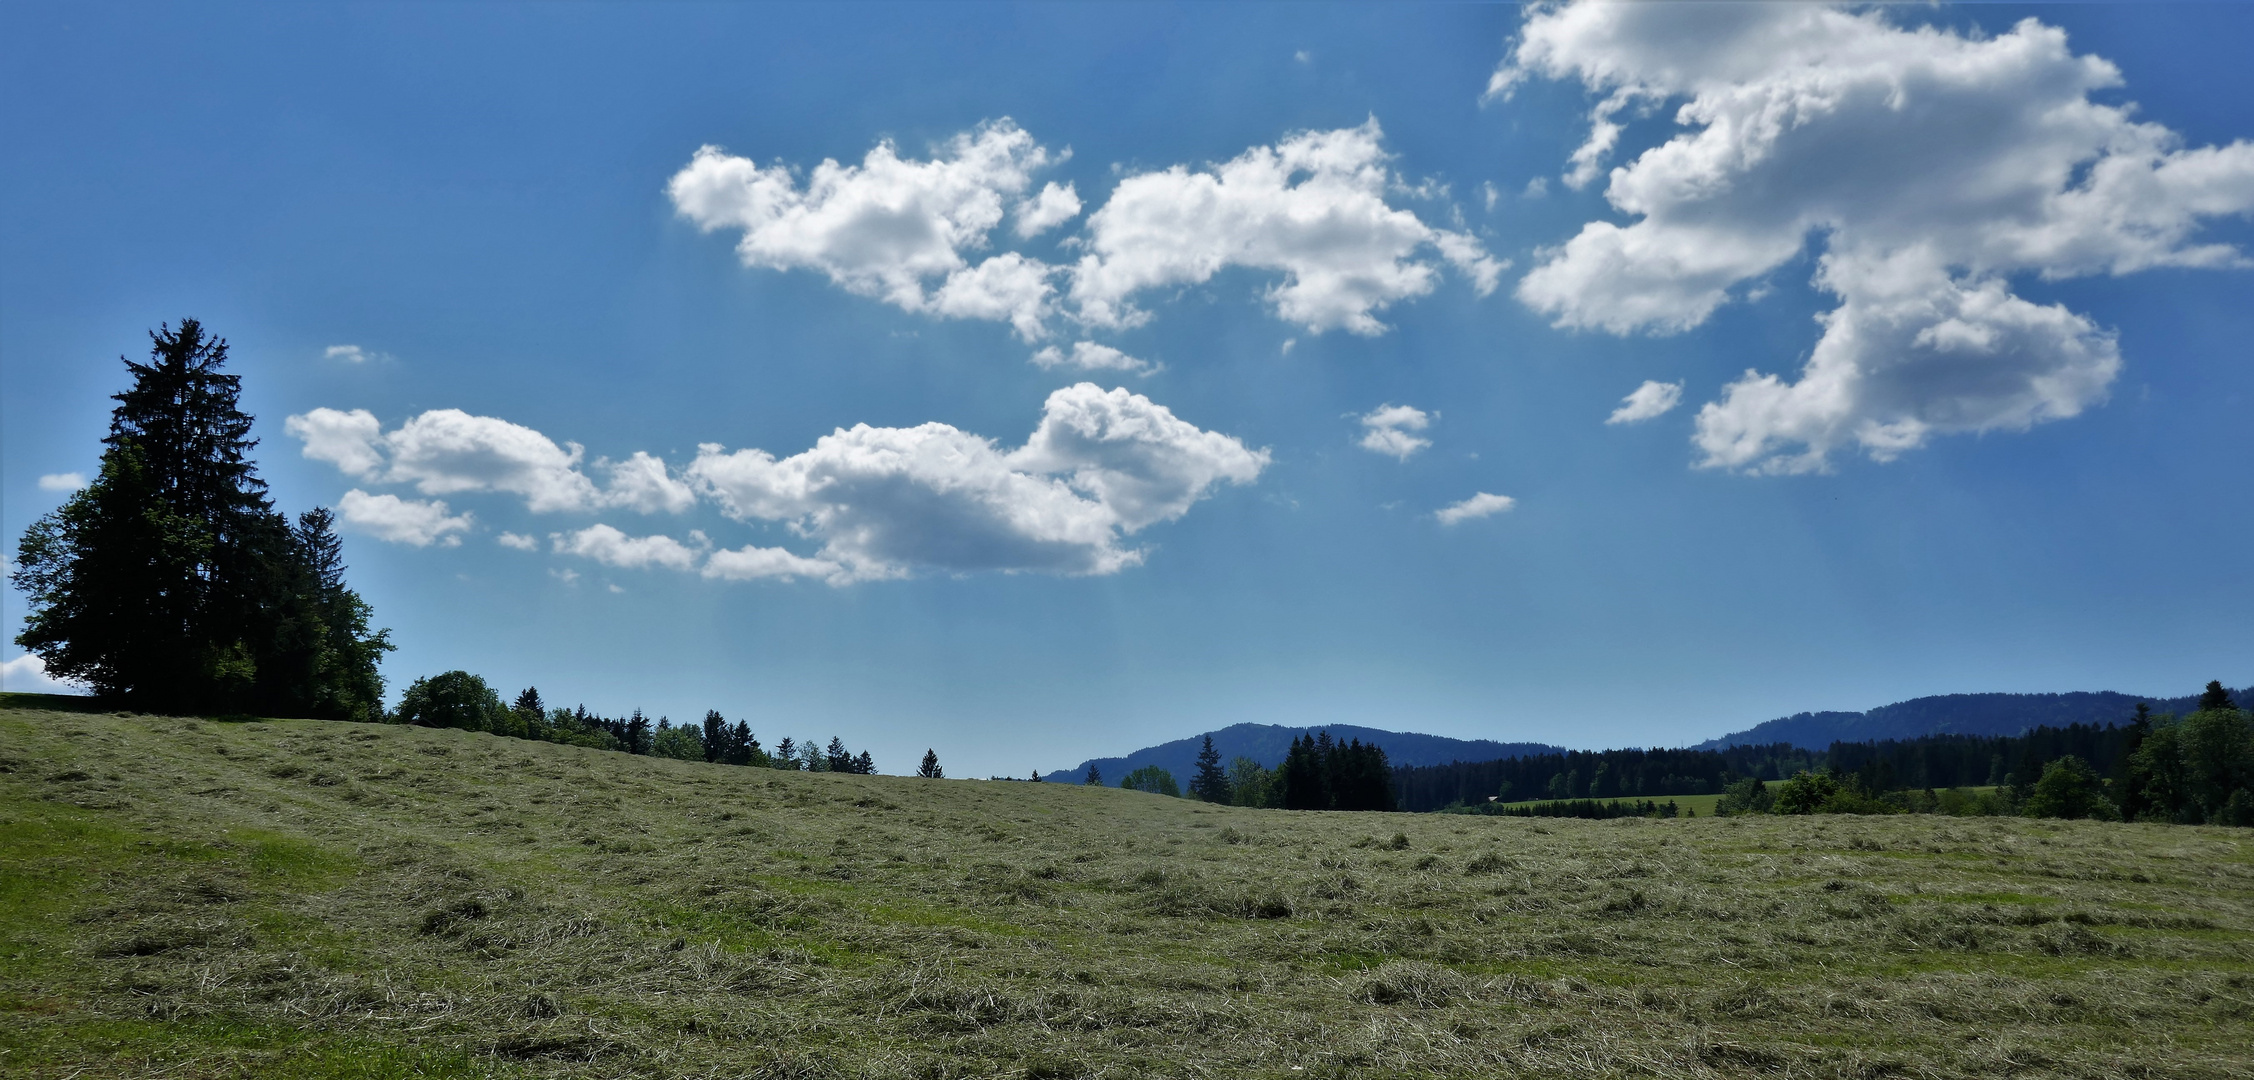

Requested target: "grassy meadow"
[{"left": 3, "top": 706, "right": 2251, "bottom": 1079}]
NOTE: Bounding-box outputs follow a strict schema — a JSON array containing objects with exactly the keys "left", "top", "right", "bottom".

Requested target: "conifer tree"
[
  {"left": 826, "top": 737, "right": 852, "bottom": 772},
  {"left": 702, "top": 710, "right": 728, "bottom": 763},
  {"left": 1190, "top": 734, "right": 1231, "bottom": 803},
  {"left": 2200, "top": 680, "right": 2239, "bottom": 712},
  {"left": 1084, "top": 764, "right": 1102, "bottom": 786},
  {"left": 919, "top": 749, "right": 943, "bottom": 778},
  {"left": 728, "top": 721, "right": 761, "bottom": 766},
  {"left": 625, "top": 709, "right": 652, "bottom": 755},
  {"left": 855, "top": 750, "right": 876, "bottom": 775}
]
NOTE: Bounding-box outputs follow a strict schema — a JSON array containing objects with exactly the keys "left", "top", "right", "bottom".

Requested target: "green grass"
[{"left": 2, "top": 708, "right": 2251, "bottom": 1078}]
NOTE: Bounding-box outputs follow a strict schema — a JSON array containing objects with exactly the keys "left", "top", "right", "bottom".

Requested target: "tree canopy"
[{"left": 13, "top": 321, "right": 392, "bottom": 717}]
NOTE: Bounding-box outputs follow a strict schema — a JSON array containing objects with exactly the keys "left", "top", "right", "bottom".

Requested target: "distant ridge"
[
  {"left": 1040, "top": 723, "right": 1565, "bottom": 785},
  {"left": 1690, "top": 686, "right": 2249, "bottom": 751}
]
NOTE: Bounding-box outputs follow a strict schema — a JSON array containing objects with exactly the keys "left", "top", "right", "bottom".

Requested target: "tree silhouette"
[
  {"left": 919, "top": 749, "right": 943, "bottom": 778},
  {"left": 1190, "top": 735, "right": 1231, "bottom": 803}
]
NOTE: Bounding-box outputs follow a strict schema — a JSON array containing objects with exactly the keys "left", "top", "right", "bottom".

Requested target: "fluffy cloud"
[
  {"left": 1071, "top": 120, "right": 1504, "bottom": 335},
  {"left": 702, "top": 545, "right": 844, "bottom": 583},
  {"left": 287, "top": 409, "right": 696, "bottom": 514},
  {"left": 1031, "top": 341, "right": 1155, "bottom": 375},
  {"left": 1014, "top": 181, "right": 1082, "bottom": 237},
  {"left": 384, "top": 409, "right": 601, "bottom": 512},
  {"left": 1435, "top": 492, "right": 1516, "bottom": 525},
  {"left": 1504, "top": 2, "right": 2254, "bottom": 472},
  {"left": 668, "top": 121, "right": 1060, "bottom": 339},
  {"left": 285, "top": 408, "right": 385, "bottom": 479},
  {"left": 37, "top": 472, "right": 86, "bottom": 492},
  {"left": 688, "top": 383, "right": 1267, "bottom": 581},
  {"left": 497, "top": 532, "right": 539, "bottom": 551},
  {"left": 1605, "top": 380, "right": 1683, "bottom": 425},
  {"left": 1, "top": 653, "right": 84, "bottom": 693},
  {"left": 601, "top": 451, "right": 698, "bottom": 514},
  {"left": 1356, "top": 404, "right": 1432, "bottom": 460},
  {"left": 324, "top": 344, "right": 384, "bottom": 363},
  {"left": 338, "top": 489, "right": 473, "bottom": 547},
  {"left": 551, "top": 524, "right": 704, "bottom": 572}
]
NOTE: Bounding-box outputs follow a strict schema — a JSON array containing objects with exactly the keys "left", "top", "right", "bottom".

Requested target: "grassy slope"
[{"left": 2, "top": 709, "right": 2250, "bottom": 1079}]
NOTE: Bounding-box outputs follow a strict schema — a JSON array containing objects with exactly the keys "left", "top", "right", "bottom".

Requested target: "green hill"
[{"left": 3, "top": 706, "right": 2250, "bottom": 1079}]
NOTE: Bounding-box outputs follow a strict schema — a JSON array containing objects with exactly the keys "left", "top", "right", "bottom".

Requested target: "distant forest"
[{"left": 1399, "top": 685, "right": 2254, "bottom": 826}]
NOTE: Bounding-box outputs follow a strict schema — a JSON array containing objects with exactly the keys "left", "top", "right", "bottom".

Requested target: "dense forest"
[{"left": 1400, "top": 686, "right": 2254, "bottom": 826}]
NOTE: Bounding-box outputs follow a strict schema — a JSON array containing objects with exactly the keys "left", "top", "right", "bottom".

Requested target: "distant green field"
[
  {"left": 3, "top": 707, "right": 2250, "bottom": 1079},
  {"left": 1476, "top": 792, "right": 1726, "bottom": 817}
]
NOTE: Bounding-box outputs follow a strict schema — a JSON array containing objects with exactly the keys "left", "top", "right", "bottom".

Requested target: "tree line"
[
  {"left": 1396, "top": 682, "right": 2252, "bottom": 825},
  {"left": 1106, "top": 732, "right": 1398, "bottom": 811},
  {"left": 392, "top": 669, "right": 878, "bottom": 771}
]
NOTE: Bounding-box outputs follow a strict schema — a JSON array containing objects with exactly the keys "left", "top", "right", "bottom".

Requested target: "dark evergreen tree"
[
  {"left": 1084, "top": 764, "right": 1101, "bottom": 785},
  {"left": 514, "top": 686, "right": 545, "bottom": 725},
  {"left": 856, "top": 751, "right": 877, "bottom": 775},
  {"left": 775, "top": 737, "right": 799, "bottom": 769},
  {"left": 625, "top": 709, "right": 652, "bottom": 755},
  {"left": 1278, "top": 735, "right": 1329, "bottom": 810},
  {"left": 1189, "top": 734, "right": 1231, "bottom": 803},
  {"left": 702, "top": 710, "right": 728, "bottom": 763},
  {"left": 826, "top": 737, "right": 852, "bottom": 772},
  {"left": 919, "top": 749, "right": 943, "bottom": 778},
  {"left": 727, "top": 721, "right": 761, "bottom": 766},
  {"left": 1029, "top": 768, "right": 1042, "bottom": 782},
  {"left": 2200, "top": 680, "right": 2239, "bottom": 712}
]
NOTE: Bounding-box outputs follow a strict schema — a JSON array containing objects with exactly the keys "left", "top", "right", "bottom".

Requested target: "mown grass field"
[{"left": 3, "top": 706, "right": 2250, "bottom": 1079}]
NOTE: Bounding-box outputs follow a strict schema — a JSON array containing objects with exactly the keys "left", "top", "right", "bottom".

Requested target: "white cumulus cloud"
[
  {"left": 37, "top": 472, "right": 86, "bottom": 492},
  {"left": 338, "top": 489, "right": 473, "bottom": 547},
  {"left": 668, "top": 121, "right": 1061, "bottom": 338},
  {"left": 1070, "top": 119, "right": 1505, "bottom": 335},
  {"left": 1014, "top": 180, "right": 1083, "bottom": 237},
  {"left": 324, "top": 344, "right": 386, "bottom": 363},
  {"left": 285, "top": 408, "right": 386, "bottom": 479},
  {"left": 1435, "top": 492, "right": 1516, "bottom": 525},
  {"left": 703, "top": 545, "right": 845, "bottom": 583},
  {"left": 496, "top": 532, "right": 539, "bottom": 551},
  {"left": 601, "top": 451, "right": 698, "bottom": 514},
  {"left": 288, "top": 408, "right": 697, "bottom": 514},
  {"left": 1505, "top": 2, "right": 2254, "bottom": 473},
  {"left": 1030, "top": 341, "right": 1156, "bottom": 375},
  {"left": 1356, "top": 404, "right": 1433, "bottom": 460},
  {"left": 1606, "top": 380, "right": 1684, "bottom": 425},
  {"left": 2, "top": 653, "right": 85, "bottom": 694},
  {"left": 552, "top": 524, "right": 705, "bottom": 572},
  {"left": 687, "top": 383, "right": 1267, "bottom": 581}
]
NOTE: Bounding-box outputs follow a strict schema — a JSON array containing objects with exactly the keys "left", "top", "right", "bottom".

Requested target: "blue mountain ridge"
[
  {"left": 1037, "top": 723, "right": 1566, "bottom": 786},
  {"left": 1045, "top": 684, "right": 2250, "bottom": 784},
  {"left": 1688, "top": 686, "right": 2249, "bottom": 751}
]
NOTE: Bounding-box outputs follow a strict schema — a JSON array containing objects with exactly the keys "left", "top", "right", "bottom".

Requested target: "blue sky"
[{"left": 5, "top": 2, "right": 2251, "bottom": 776}]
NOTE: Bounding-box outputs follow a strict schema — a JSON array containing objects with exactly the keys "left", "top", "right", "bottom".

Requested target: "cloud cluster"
[
  {"left": 290, "top": 386, "right": 1264, "bottom": 584},
  {"left": 338, "top": 490, "right": 473, "bottom": 547},
  {"left": 669, "top": 121, "right": 1062, "bottom": 340},
  {"left": 1356, "top": 404, "right": 1432, "bottom": 460},
  {"left": 1071, "top": 119, "right": 1504, "bottom": 335},
  {"left": 285, "top": 407, "right": 693, "bottom": 515},
  {"left": 688, "top": 383, "right": 1268, "bottom": 581},
  {"left": 37, "top": 472, "right": 86, "bottom": 492},
  {"left": 1502, "top": 2, "right": 2254, "bottom": 472},
  {"left": 668, "top": 118, "right": 1500, "bottom": 345}
]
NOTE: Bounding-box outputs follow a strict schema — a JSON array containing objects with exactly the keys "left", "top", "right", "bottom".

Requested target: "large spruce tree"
[{"left": 12, "top": 320, "right": 392, "bottom": 716}]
